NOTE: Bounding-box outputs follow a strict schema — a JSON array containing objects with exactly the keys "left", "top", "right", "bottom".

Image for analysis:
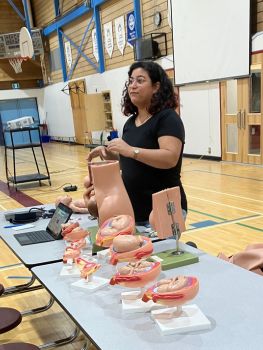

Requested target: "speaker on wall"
[{"left": 134, "top": 33, "right": 167, "bottom": 61}]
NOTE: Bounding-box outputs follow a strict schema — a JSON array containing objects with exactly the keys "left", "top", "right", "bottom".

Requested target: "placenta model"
[
  {"left": 96, "top": 214, "right": 135, "bottom": 247},
  {"left": 110, "top": 260, "right": 161, "bottom": 289},
  {"left": 142, "top": 276, "right": 199, "bottom": 317},
  {"left": 55, "top": 195, "right": 89, "bottom": 214},
  {"left": 109, "top": 235, "right": 153, "bottom": 265},
  {"left": 84, "top": 161, "right": 134, "bottom": 225}
]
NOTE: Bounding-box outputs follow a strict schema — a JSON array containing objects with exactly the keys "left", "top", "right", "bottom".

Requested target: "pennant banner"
[
  {"left": 104, "top": 21, "right": 114, "bottom": 58},
  {"left": 92, "top": 28, "right": 99, "bottom": 62},
  {"left": 115, "top": 15, "right": 125, "bottom": 55}
]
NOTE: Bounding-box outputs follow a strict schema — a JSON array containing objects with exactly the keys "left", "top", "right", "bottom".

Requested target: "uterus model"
[
  {"left": 141, "top": 275, "right": 210, "bottom": 335},
  {"left": 96, "top": 214, "right": 135, "bottom": 248},
  {"left": 61, "top": 222, "right": 91, "bottom": 274},
  {"left": 142, "top": 276, "right": 199, "bottom": 316},
  {"left": 109, "top": 235, "right": 153, "bottom": 265},
  {"left": 84, "top": 161, "right": 134, "bottom": 225},
  {"left": 110, "top": 260, "right": 161, "bottom": 291},
  {"left": 75, "top": 257, "right": 101, "bottom": 281}
]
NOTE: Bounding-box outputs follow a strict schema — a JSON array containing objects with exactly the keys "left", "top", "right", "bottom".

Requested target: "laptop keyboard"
[{"left": 14, "top": 230, "right": 55, "bottom": 245}]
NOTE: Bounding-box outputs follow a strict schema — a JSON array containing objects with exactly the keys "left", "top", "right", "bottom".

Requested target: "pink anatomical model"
[
  {"left": 109, "top": 235, "right": 153, "bottom": 265},
  {"left": 149, "top": 186, "right": 186, "bottom": 239},
  {"left": 84, "top": 161, "right": 134, "bottom": 225},
  {"left": 110, "top": 260, "right": 161, "bottom": 288},
  {"left": 96, "top": 214, "right": 135, "bottom": 247},
  {"left": 75, "top": 257, "right": 101, "bottom": 280},
  {"left": 142, "top": 276, "right": 199, "bottom": 318},
  {"left": 55, "top": 195, "right": 89, "bottom": 214},
  {"left": 63, "top": 226, "right": 89, "bottom": 242},
  {"left": 63, "top": 246, "right": 81, "bottom": 264}
]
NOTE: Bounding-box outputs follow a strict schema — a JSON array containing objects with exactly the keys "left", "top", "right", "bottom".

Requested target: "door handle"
[
  {"left": 237, "top": 110, "right": 241, "bottom": 129},
  {"left": 241, "top": 110, "right": 246, "bottom": 129}
]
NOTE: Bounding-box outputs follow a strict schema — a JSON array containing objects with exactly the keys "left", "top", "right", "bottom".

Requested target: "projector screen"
[{"left": 171, "top": 0, "right": 250, "bottom": 85}]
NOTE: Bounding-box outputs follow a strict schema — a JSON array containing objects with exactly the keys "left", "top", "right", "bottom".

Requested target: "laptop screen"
[{"left": 46, "top": 203, "right": 72, "bottom": 238}]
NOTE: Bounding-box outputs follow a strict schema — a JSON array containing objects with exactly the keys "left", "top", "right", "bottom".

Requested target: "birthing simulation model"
[{"left": 84, "top": 161, "right": 134, "bottom": 225}]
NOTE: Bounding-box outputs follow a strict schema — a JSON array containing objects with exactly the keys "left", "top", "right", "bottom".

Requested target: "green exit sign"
[{"left": 12, "top": 82, "right": 20, "bottom": 89}]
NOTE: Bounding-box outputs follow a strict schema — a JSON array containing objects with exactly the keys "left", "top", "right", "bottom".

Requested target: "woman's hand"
[
  {"left": 107, "top": 138, "right": 133, "bottom": 158},
  {"left": 87, "top": 146, "right": 109, "bottom": 161},
  {"left": 87, "top": 145, "right": 119, "bottom": 162}
]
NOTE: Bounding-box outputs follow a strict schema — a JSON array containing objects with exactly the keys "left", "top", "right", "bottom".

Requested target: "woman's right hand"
[{"left": 87, "top": 146, "right": 109, "bottom": 162}]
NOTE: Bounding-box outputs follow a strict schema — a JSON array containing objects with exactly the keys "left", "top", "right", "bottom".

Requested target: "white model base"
[
  {"left": 60, "top": 265, "right": 80, "bottom": 277},
  {"left": 71, "top": 276, "right": 109, "bottom": 292},
  {"left": 121, "top": 291, "right": 164, "bottom": 314},
  {"left": 151, "top": 304, "right": 211, "bottom": 335}
]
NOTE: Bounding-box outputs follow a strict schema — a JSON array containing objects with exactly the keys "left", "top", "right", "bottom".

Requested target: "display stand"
[
  {"left": 151, "top": 304, "right": 211, "bottom": 335},
  {"left": 3, "top": 126, "right": 51, "bottom": 188},
  {"left": 121, "top": 290, "right": 165, "bottom": 313}
]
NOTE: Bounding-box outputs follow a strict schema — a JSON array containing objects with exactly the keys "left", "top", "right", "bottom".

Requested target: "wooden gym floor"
[{"left": 0, "top": 142, "right": 262, "bottom": 347}]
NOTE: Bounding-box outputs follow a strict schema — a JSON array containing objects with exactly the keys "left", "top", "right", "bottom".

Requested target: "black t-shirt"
[{"left": 119, "top": 108, "right": 187, "bottom": 222}]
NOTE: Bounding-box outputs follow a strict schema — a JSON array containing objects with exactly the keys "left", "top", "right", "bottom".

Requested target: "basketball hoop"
[{"left": 9, "top": 57, "right": 28, "bottom": 73}]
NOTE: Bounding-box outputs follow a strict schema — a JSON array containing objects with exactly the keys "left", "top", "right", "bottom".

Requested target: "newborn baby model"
[{"left": 109, "top": 235, "right": 153, "bottom": 265}]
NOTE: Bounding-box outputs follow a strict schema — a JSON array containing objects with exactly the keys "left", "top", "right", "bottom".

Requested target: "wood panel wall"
[
  {"left": 0, "top": 0, "right": 24, "bottom": 33},
  {"left": 1, "top": 0, "right": 263, "bottom": 87}
]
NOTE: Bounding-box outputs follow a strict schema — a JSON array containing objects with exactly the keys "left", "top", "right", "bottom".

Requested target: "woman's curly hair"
[{"left": 121, "top": 61, "right": 177, "bottom": 116}]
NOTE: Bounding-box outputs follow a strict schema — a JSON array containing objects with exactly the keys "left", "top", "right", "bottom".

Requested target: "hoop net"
[{"left": 9, "top": 57, "right": 28, "bottom": 73}]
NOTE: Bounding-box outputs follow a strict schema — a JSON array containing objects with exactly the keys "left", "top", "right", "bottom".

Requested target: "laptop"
[{"left": 14, "top": 203, "right": 73, "bottom": 246}]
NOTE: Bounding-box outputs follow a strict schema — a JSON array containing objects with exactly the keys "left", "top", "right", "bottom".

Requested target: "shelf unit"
[
  {"left": 4, "top": 126, "right": 51, "bottom": 188},
  {"left": 102, "top": 91, "right": 113, "bottom": 130}
]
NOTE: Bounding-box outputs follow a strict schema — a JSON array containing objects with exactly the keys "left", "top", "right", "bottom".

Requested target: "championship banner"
[
  {"left": 92, "top": 28, "right": 99, "bottom": 62},
  {"left": 114, "top": 15, "right": 125, "bottom": 55},
  {"left": 127, "top": 11, "right": 136, "bottom": 47},
  {"left": 104, "top": 21, "right": 114, "bottom": 58}
]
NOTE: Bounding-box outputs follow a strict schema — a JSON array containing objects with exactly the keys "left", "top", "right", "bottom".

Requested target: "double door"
[{"left": 221, "top": 54, "right": 262, "bottom": 164}]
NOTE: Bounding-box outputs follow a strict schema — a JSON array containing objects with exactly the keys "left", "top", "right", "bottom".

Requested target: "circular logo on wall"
[{"left": 128, "top": 13, "right": 135, "bottom": 31}]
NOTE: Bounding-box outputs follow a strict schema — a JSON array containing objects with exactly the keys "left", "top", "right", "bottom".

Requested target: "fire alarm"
[{"left": 153, "top": 11, "right": 162, "bottom": 27}]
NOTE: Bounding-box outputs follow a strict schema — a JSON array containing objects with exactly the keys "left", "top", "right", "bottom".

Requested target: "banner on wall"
[
  {"left": 104, "top": 21, "right": 114, "bottom": 58},
  {"left": 64, "top": 41, "right": 72, "bottom": 68},
  {"left": 92, "top": 29, "right": 99, "bottom": 62},
  {"left": 114, "top": 15, "right": 125, "bottom": 55},
  {"left": 127, "top": 11, "right": 136, "bottom": 47},
  {"left": 167, "top": 0, "right": 172, "bottom": 29}
]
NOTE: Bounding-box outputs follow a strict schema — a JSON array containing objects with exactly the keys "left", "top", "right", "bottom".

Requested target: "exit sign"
[{"left": 12, "top": 82, "right": 20, "bottom": 89}]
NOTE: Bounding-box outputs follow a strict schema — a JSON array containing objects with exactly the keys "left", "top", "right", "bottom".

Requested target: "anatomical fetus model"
[
  {"left": 110, "top": 260, "right": 161, "bottom": 289},
  {"left": 84, "top": 161, "right": 134, "bottom": 225},
  {"left": 61, "top": 222, "right": 89, "bottom": 243},
  {"left": 109, "top": 234, "right": 153, "bottom": 265},
  {"left": 142, "top": 276, "right": 199, "bottom": 318},
  {"left": 96, "top": 214, "right": 135, "bottom": 247},
  {"left": 55, "top": 195, "right": 89, "bottom": 214}
]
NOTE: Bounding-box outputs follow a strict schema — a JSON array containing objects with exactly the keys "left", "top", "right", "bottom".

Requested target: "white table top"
[
  {"left": 32, "top": 241, "right": 263, "bottom": 350},
  {"left": 0, "top": 208, "right": 97, "bottom": 268}
]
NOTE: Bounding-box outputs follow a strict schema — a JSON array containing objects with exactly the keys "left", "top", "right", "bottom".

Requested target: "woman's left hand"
[{"left": 107, "top": 138, "right": 133, "bottom": 158}]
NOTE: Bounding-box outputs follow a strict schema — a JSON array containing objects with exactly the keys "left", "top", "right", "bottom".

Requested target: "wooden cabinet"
[
  {"left": 221, "top": 53, "right": 263, "bottom": 165},
  {"left": 102, "top": 91, "right": 113, "bottom": 130}
]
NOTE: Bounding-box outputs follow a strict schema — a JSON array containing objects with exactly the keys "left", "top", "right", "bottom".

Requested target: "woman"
[{"left": 86, "top": 61, "right": 187, "bottom": 224}]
